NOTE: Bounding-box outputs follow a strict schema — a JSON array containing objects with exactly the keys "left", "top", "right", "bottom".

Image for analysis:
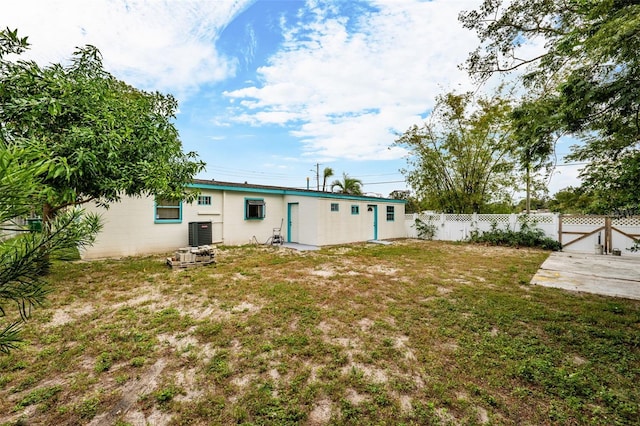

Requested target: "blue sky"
[{"left": 3, "top": 0, "right": 581, "bottom": 198}]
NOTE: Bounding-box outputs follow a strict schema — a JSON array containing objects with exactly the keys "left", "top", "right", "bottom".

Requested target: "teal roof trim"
[{"left": 188, "top": 181, "right": 406, "bottom": 204}]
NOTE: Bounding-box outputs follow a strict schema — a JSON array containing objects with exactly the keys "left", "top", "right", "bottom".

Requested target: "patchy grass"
[{"left": 1, "top": 240, "right": 639, "bottom": 425}]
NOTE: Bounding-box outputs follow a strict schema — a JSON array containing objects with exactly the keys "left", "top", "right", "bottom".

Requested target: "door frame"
[
  {"left": 367, "top": 204, "right": 378, "bottom": 240},
  {"left": 287, "top": 202, "right": 299, "bottom": 243}
]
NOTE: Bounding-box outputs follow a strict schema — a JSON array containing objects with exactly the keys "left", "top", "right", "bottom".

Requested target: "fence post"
[
  {"left": 510, "top": 213, "right": 517, "bottom": 231},
  {"left": 558, "top": 214, "right": 563, "bottom": 246}
]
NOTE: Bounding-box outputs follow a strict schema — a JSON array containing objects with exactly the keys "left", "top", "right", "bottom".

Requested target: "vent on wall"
[{"left": 189, "top": 221, "right": 212, "bottom": 246}]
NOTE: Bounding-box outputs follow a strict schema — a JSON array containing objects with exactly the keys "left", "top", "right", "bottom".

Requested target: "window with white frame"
[
  {"left": 198, "top": 195, "right": 212, "bottom": 206},
  {"left": 331, "top": 203, "right": 339, "bottom": 212},
  {"left": 155, "top": 198, "right": 181, "bottom": 222},
  {"left": 245, "top": 198, "right": 265, "bottom": 219},
  {"left": 386, "top": 205, "right": 395, "bottom": 221}
]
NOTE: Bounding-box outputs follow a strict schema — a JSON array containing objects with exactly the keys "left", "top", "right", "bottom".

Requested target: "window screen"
[
  {"left": 386, "top": 206, "right": 395, "bottom": 221},
  {"left": 155, "top": 199, "right": 181, "bottom": 221},
  {"left": 246, "top": 199, "right": 265, "bottom": 219},
  {"left": 198, "top": 195, "right": 212, "bottom": 206}
]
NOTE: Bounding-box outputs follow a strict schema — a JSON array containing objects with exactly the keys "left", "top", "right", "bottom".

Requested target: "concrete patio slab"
[
  {"left": 531, "top": 252, "right": 640, "bottom": 300},
  {"left": 281, "top": 242, "right": 320, "bottom": 251},
  {"left": 367, "top": 240, "right": 393, "bottom": 245}
]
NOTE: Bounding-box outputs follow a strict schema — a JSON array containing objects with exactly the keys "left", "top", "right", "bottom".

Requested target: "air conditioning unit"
[{"left": 189, "top": 221, "right": 212, "bottom": 246}]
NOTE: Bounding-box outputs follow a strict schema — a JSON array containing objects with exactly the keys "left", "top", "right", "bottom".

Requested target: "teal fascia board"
[{"left": 188, "top": 182, "right": 406, "bottom": 204}]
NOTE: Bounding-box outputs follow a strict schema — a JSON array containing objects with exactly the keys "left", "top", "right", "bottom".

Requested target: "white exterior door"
[
  {"left": 367, "top": 204, "right": 378, "bottom": 240},
  {"left": 288, "top": 203, "right": 299, "bottom": 243}
]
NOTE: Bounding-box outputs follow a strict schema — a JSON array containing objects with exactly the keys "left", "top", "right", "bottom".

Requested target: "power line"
[
  {"left": 555, "top": 162, "right": 589, "bottom": 167},
  {"left": 205, "top": 164, "right": 408, "bottom": 190},
  {"left": 356, "top": 172, "right": 404, "bottom": 178},
  {"left": 362, "top": 180, "right": 406, "bottom": 185}
]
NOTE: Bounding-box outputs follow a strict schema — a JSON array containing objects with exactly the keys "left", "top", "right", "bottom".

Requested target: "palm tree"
[
  {"left": 331, "top": 173, "right": 363, "bottom": 195},
  {"left": 321, "top": 167, "right": 334, "bottom": 192}
]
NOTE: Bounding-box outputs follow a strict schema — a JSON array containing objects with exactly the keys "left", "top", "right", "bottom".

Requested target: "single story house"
[{"left": 81, "top": 179, "right": 406, "bottom": 259}]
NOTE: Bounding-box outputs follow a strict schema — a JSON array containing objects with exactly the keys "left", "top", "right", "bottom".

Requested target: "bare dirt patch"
[
  {"left": 367, "top": 265, "right": 398, "bottom": 275},
  {"left": 157, "top": 333, "right": 198, "bottom": 352},
  {"left": 309, "top": 267, "right": 335, "bottom": 278},
  {"left": 345, "top": 388, "right": 368, "bottom": 405},
  {"left": 231, "top": 300, "right": 262, "bottom": 314},
  {"left": 308, "top": 398, "right": 332, "bottom": 424},
  {"left": 357, "top": 318, "right": 374, "bottom": 332},
  {"left": 182, "top": 302, "right": 230, "bottom": 321},
  {"left": 47, "top": 304, "right": 95, "bottom": 328},
  {"left": 341, "top": 363, "right": 388, "bottom": 383},
  {"left": 398, "top": 394, "right": 412, "bottom": 413}
]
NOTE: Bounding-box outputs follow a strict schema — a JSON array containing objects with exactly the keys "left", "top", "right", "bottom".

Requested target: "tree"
[
  {"left": 460, "top": 0, "right": 640, "bottom": 212},
  {"left": 395, "top": 92, "right": 518, "bottom": 213},
  {"left": 0, "top": 27, "right": 202, "bottom": 351},
  {"left": 510, "top": 97, "right": 559, "bottom": 213},
  {"left": 389, "top": 191, "right": 429, "bottom": 214},
  {"left": 0, "top": 141, "right": 101, "bottom": 353},
  {"left": 331, "top": 173, "right": 363, "bottom": 195},
  {"left": 321, "top": 167, "right": 334, "bottom": 192},
  {"left": 547, "top": 187, "right": 600, "bottom": 214},
  {"left": 0, "top": 29, "right": 102, "bottom": 352},
  {"left": 515, "top": 197, "right": 549, "bottom": 213},
  {"left": 0, "top": 28, "right": 205, "bottom": 227}
]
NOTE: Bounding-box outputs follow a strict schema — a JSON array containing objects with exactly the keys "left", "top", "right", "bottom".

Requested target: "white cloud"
[
  {"left": 1, "top": 0, "right": 255, "bottom": 97},
  {"left": 548, "top": 164, "right": 584, "bottom": 194},
  {"left": 223, "top": 0, "right": 482, "bottom": 161}
]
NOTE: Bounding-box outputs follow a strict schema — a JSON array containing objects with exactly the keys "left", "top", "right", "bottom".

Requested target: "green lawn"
[{"left": 1, "top": 240, "right": 638, "bottom": 425}]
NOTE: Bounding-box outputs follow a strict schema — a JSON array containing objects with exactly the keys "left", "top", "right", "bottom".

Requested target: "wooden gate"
[{"left": 559, "top": 215, "right": 640, "bottom": 253}]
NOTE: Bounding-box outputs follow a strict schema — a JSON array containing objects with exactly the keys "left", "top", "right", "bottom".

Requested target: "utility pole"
[{"left": 311, "top": 163, "right": 320, "bottom": 191}]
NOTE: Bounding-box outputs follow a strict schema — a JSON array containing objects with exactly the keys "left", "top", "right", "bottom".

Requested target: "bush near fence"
[{"left": 405, "top": 213, "right": 558, "bottom": 242}]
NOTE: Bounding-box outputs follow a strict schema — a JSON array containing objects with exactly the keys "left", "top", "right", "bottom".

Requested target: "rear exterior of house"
[{"left": 81, "top": 180, "right": 406, "bottom": 259}]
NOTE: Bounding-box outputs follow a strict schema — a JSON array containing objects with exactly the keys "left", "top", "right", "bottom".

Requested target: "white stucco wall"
[
  {"left": 314, "top": 199, "right": 405, "bottom": 246},
  {"left": 183, "top": 191, "right": 224, "bottom": 243},
  {"left": 377, "top": 204, "right": 406, "bottom": 241},
  {"left": 81, "top": 186, "right": 406, "bottom": 259},
  {"left": 315, "top": 199, "right": 362, "bottom": 245},
  {"left": 82, "top": 196, "right": 187, "bottom": 259},
  {"left": 291, "top": 197, "right": 320, "bottom": 246},
  {"left": 82, "top": 191, "right": 226, "bottom": 259},
  {"left": 220, "top": 191, "right": 287, "bottom": 246}
]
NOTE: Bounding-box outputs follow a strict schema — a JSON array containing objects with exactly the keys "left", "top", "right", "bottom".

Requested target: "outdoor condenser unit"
[{"left": 188, "top": 221, "right": 212, "bottom": 246}]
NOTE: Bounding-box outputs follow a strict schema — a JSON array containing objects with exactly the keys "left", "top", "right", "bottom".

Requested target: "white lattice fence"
[
  {"left": 405, "top": 213, "right": 558, "bottom": 241},
  {"left": 611, "top": 216, "right": 640, "bottom": 254},
  {"left": 0, "top": 218, "right": 27, "bottom": 241},
  {"left": 560, "top": 215, "right": 640, "bottom": 254},
  {"left": 561, "top": 215, "right": 607, "bottom": 226},
  {"left": 558, "top": 215, "right": 605, "bottom": 254},
  {"left": 405, "top": 213, "right": 640, "bottom": 255},
  {"left": 612, "top": 216, "right": 640, "bottom": 227},
  {"left": 477, "top": 214, "right": 511, "bottom": 223}
]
